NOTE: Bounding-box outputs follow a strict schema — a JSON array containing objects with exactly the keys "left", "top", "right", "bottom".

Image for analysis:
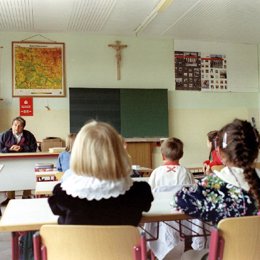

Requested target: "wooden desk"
[
  {"left": 0, "top": 152, "right": 59, "bottom": 191},
  {"left": 126, "top": 138, "right": 160, "bottom": 168}
]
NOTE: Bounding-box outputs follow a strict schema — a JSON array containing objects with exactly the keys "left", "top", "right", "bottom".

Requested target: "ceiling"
[{"left": 0, "top": 0, "right": 260, "bottom": 44}]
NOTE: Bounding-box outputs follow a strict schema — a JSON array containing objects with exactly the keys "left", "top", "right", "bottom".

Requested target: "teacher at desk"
[{"left": 0, "top": 116, "right": 37, "bottom": 205}]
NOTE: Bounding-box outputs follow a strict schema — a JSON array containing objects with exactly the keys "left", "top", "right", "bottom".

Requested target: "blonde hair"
[
  {"left": 65, "top": 133, "right": 77, "bottom": 152},
  {"left": 70, "top": 121, "right": 131, "bottom": 180}
]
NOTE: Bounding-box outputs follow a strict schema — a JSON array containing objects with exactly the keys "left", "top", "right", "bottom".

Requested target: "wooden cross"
[{"left": 108, "top": 40, "right": 127, "bottom": 80}]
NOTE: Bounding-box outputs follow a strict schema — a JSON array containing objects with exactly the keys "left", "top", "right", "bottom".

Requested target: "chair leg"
[
  {"left": 140, "top": 232, "right": 147, "bottom": 260},
  {"left": 150, "top": 250, "right": 156, "bottom": 260},
  {"left": 11, "top": 232, "right": 20, "bottom": 260},
  {"left": 33, "top": 232, "right": 41, "bottom": 260}
]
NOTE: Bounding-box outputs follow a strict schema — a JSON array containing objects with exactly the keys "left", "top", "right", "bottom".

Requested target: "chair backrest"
[
  {"left": 208, "top": 216, "right": 260, "bottom": 260},
  {"left": 33, "top": 225, "right": 146, "bottom": 260}
]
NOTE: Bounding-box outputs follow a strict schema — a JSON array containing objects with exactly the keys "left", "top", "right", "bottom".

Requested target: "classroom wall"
[
  {"left": 172, "top": 40, "right": 259, "bottom": 166},
  {"left": 0, "top": 32, "right": 173, "bottom": 141},
  {"left": 0, "top": 32, "right": 259, "bottom": 167}
]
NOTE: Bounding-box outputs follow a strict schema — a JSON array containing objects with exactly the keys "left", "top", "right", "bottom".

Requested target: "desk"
[
  {"left": 35, "top": 170, "right": 59, "bottom": 181},
  {"left": 0, "top": 198, "right": 185, "bottom": 232},
  {"left": 0, "top": 152, "right": 59, "bottom": 191},
  {"left": 136, "top": 167, "right": 153, "bottom": 177},
  {"left": 126, "top": 138, "right": 159, "bottom": 168},
  {"left": 0, "top": 197, "right": 189, "bottom": 260},
  {"left": 34, "top": 181, "right": 60, "bottom": 197},
  {"left": 0, "top": 199, "right": 58, "bottom": 260},
  {"left": 141, "top": 190, "right": 190, "bottom": 223},
  {"left": 0, "top": 198, "right": 58, "bottom": 232}
]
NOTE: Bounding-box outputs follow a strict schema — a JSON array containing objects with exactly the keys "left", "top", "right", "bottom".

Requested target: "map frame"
[{"left": 12, "top": 41, "right": 66, "bottom": 97}]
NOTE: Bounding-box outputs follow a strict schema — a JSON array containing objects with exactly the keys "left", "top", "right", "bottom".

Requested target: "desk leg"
[{"left": 11, "top": 232, "right": 20, "bottom": 260}]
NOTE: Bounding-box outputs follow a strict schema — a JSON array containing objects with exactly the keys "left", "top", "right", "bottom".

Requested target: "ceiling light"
[{"left": 134, "top": 0, "right": 173, "bottom": 35}]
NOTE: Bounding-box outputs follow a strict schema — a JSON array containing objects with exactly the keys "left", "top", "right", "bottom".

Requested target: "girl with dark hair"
[
  {"left": 176, "top": 119, "right": 260, "bottom": 225},
  {"left": 203, "top": 130, "right": 222, "bottom": 173}
]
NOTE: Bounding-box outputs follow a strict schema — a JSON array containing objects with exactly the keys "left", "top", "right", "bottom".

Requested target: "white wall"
[
  {"left": 172, "top": 40, "right": 259, "bottom": 166},
  {"left": 0, "top": 32, "right": 173, "bottom": 142},
  {"left": 0, "top": 33, "right": 259, "bottom": 167}
]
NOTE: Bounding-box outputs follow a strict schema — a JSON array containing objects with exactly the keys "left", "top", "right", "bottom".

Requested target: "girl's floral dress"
[{"left": 175, "top": 167, "right": 259, "bottom": 225}]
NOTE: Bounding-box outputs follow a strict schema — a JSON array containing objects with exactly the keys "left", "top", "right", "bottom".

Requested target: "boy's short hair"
[
  {"left": 161, "top": 137, "right": 183, "bottom": 161},
  {"left": 70, "top": 120, "right": 131, "bottom": 180}
]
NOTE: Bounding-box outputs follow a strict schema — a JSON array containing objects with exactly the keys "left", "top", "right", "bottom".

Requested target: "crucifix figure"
[{"left": 108, "top": 40, "right": 127, "bottom": 80}]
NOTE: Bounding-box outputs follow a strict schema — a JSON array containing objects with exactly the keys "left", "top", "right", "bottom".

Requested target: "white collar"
[
  {"left": 214, "top": 166, "right": 260, "bottom": 191},
  {"left": 61, "top": 169, "right": 133, "bottom": 200}
]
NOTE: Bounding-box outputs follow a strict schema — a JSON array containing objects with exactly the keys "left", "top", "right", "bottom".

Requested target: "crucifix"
[{"left": 108, "top": 40, "right": 127, "bottom": 80}]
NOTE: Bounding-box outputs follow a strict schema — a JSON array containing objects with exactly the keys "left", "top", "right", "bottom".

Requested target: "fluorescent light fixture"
[{"left": 134, "top": 0, "right": 173, "bottom": 35}]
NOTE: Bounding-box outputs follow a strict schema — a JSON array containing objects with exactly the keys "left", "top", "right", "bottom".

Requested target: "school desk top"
[{"left": 0, "top": 196, "right": 189, "bottom": 232}]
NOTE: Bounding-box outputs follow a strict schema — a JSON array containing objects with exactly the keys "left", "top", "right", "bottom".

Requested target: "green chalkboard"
[
  {"left": 120, "top": 89, "right": 168, "bottom": 137},
  {"left": 69, "top": 88, "right": 168, "bottom": 137}
]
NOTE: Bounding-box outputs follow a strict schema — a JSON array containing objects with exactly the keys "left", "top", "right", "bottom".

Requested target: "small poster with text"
[{"left": 20, "top": 97, "right": 33, "bottom": 116}]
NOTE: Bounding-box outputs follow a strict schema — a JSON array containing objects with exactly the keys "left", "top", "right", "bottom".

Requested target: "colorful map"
[{"left": 14, "top": 46, "right": 63, "bottom": 90}]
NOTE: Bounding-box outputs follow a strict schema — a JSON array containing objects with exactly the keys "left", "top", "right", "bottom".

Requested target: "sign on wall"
[
  {"left": 175, "top": 51, "right": 228, "bottom": 91},
  {"left": 20, "top": 97, "right": 33, "bottom": 116}
]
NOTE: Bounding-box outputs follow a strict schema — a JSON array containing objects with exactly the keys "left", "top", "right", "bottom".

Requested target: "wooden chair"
[
  {"left": 33, "top": 225, "right": 147, "bottom": 260},
  {"left": 208, "top": 216, "right": 260, "bottom": 260}
]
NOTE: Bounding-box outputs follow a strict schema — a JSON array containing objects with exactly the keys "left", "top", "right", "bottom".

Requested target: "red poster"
[{"left": 20, "top": 97, "right": 33, "bottom": 116}]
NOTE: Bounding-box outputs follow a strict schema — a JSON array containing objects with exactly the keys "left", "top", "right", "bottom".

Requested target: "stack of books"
[
  {"left": 34, "top": 162, "right": 54, "bottom": 172},
  {"left": 35, "top": 163, "right": 57, "bottom": 181}
]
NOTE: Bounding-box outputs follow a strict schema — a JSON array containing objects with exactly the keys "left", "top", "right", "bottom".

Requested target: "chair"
[
  {"left": 33, "top": 225, "right": 147, "bottom": 260},
  {"left": 208, "top": 216, "right": 260, "bottom": 260}
]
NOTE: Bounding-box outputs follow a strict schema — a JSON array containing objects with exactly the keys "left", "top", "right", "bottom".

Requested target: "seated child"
[
  {"left": 48, "top": 120, "right": 153, "bottom": 226},
  {"left": 176, "top": 119, "right": 260, "bottom": 225},
  {"left": 147, "top": 137, "right": 197, "bottom": 260},
  {"left": 203, "top": 130, "right": 222, "bottom": 173},
  {"left": 175, "top": 119, "right": 260, "bottom": 259},
  {"left": 56, "top": 133, "right": 77, "bottom": 172},
  {"left": 149, "top": 137, "right": 194, "bottom": 190}
]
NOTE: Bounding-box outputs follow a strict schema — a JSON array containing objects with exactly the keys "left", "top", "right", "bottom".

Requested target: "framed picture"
[{"left": 12, "top": 41, "right": 66, "bottom": 97}]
